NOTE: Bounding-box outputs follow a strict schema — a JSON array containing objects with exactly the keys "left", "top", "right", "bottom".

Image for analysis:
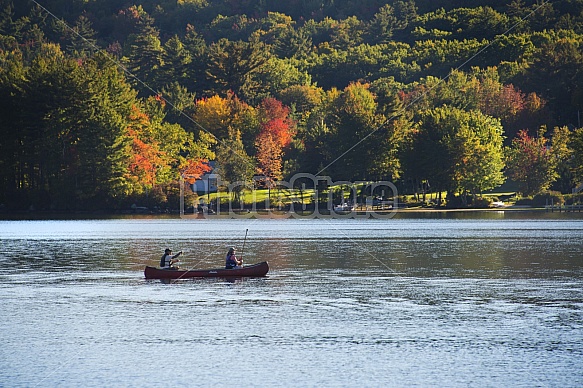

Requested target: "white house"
[{"left": 193, "top": 161, "right": 219, "bottom": 194}]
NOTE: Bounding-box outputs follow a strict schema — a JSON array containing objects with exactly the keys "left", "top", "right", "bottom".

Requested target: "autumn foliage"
[
  {"left": 180, "top": 159, "right": 211, "bottom": 184},
  {"left": 506, "top": 129, "right": 556, "bottom": 196},
  {"left": 193, "top": 95, "right": 231, "bottom": 140},
  {"left": 3, "top": 1, "right": 583, "bottom": 212},
  {"left": 255, "top": 98, "right": 296, "bottom": 180},
  {"left": 125, "top": 105, "right": 212, "bottom": 195},
  {"left": 126, "top": 106, "right": 164, "bottom": 187},
  {"left": 255, "top": 132, "right": 284, "bottom": 182}
]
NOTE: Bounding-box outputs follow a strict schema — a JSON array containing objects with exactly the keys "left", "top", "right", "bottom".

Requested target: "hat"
[
  {"left": 165, "top": 248, "right": 171, "bottom": 253},
  {"left": 228, "top": 247, "right": 235, "bottom": 253}
]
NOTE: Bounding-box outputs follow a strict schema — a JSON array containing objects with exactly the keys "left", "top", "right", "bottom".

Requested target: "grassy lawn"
[
  {"left": 199, "top": 187, "right": 316, "bottom": 207},
  {"left": 194, "top": 181, "right": 521, "bottom": 209}
]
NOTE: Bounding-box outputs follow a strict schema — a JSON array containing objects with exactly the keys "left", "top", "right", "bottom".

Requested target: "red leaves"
[
  {"left": 255, "top": 98, "right": 296, "bottom": 180},
  {"left": 513, "top": 129, "right": 548, "bottom": 155},
  {"left": 260, "top": 97, "right": 291, "bottom": 122},
  {"left": 479, "top": 83, "right": 526, "bottom": 120},
  {"left": 258, "top": 97, "right": 295, "bottom": 148},
  {"left": 507, "top": 129, "right": 555, "bottom": 195},
  {"left": 261, "top": 118, "right": 293, "bottom": 148},
  {"left": 154, "top": 93, "right": 166, "bottom": 108}
]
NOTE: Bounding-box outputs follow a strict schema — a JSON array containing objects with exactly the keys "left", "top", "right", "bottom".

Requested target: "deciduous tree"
[
  {"left": 506, "top": 129, "right": 556, "bottom": 196},
  {"left": 404, "top": 106, "right": 505, "bottom": 203},
  {"left": 192, "top": 94, "right": 231, "bottom": 142},
  {"left": 216, "top": 129, "right": 255, "bottom": 203},
  {"left": 571, "top": 127, "right": 583, "bottom": 187}
]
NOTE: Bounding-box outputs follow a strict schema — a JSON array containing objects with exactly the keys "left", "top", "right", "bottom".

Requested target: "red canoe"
[{"left": 144, "top": 261, "right": 269, "bottom": 279}]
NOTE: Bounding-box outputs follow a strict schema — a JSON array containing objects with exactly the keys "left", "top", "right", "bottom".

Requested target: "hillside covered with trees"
[{"left": 1, "top": 0, "right": 583, "bottom": 211}]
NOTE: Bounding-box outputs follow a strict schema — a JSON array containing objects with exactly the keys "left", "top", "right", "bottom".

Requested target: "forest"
[{"left": 1, "top": 0, "right": 583, "bottom": 211}]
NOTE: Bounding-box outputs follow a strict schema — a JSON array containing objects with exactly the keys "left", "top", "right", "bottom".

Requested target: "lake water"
[{"left": 1, "top": 213, "right": 582, "bottom": 387}]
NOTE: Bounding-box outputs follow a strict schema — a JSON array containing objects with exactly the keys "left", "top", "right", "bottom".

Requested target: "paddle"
[{"left": 240, "top": 229, "right": 248, "bottom": 266}]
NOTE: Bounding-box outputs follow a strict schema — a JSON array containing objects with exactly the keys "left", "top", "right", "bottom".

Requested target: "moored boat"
[{"left": 144, "top": 261, "right": 269, "bottom": 279}]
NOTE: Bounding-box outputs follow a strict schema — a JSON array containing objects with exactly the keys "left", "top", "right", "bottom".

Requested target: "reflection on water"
[
  {"left": 3, "top": 216, "right": 581, "bottom": 278},
  {"left": 1, "top": 216, "right": 582, "bottom": 387}
]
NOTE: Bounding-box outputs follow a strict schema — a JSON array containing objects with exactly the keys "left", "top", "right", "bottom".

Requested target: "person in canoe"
[
  {"left": 225, "top": 247, "right": 243, "bottom": 269},
  {"left": 160, "top": 248, "right": 182, "bottom": 270}
]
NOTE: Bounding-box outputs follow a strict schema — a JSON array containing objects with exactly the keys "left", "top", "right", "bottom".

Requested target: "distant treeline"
[{"left": 0, "top": 0, "right": 582, "bottom": 211}]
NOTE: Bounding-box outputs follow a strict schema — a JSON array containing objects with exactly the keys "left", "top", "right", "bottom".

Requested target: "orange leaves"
[
  {"left": 180, "top": 159, "right": 211, "bottom": 184},
  {"left": 128, "top": 104, "right": 150, "bottom": 126},
  {"left": 128, "top": 133, "right": 163, "bottom": 186},
  {"left": 255, "top": 131, "right": 283, "bottom": 181},
  {"left": 125, "top": 104, "right": 211, "bottom": 191},
  {"left": 126, "top": 106, "right": 164, "bottom": 186}
]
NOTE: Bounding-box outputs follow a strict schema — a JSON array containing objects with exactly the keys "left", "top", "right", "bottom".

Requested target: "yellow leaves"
[
  {"left": 194, "top": 95, "right": 230, "bottom": 136},
  {"left": 193, "top": 94, "right": 258, "bottom": 142},
  {"left": 339, "top": 82, "right": 376, "bottom": 117}
]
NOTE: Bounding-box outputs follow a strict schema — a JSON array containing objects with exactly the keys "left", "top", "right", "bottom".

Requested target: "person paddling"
[
  {"left": 225, "top": 247, "right": 243, "bottom": 269},
  {"left": 160, "top": 248, "right": 182, "bottom": 270}
]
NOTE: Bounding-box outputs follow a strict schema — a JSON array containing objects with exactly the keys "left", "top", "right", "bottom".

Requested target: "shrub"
[
  {"left": 473, "top": 197, "right": 492, "bottom": 208},
  {"left": 564, "top": 193, "right": 583, "bottom": 204},
  {"left": 532, "top": 191, "right": 564, "bottom": 207}
]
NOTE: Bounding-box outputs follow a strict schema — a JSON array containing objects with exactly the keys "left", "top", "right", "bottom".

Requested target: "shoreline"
[{"left": 1, "top": 205, "right": 582, "bottom": 220}]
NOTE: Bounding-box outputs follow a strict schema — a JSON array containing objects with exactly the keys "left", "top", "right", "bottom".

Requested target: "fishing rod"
[{"left": 240, "top": 229, "right": 249, "bottom": 264}]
